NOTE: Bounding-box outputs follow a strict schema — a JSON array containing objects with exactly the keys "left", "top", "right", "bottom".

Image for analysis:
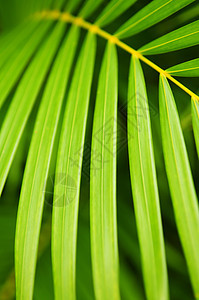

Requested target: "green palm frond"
[
  {"left": 15, "top": 23, "right": 79, "bottom": 300},
  {"left": 167, "top": 58, "right": 199, "bottom": 77},
  {"left": 52, "top": 30, "right": 95, "bottom": 299},
  {"left": 139, "top": 19, "right": 199, "bottom": 54},
  {"left": 192, "top": 97, "right": 199, "bottom": 157},
  {"left": 159, "top": 75, "right": 199, "bottom": 296},
  {"left": 0, "top": 0, "right": 198, "bottom": 299},
  {"left": 0, "top": 21, "right": 52, "bottom": 108},
  {"left": 90, "top": 41, "right": 119, "bottom": 300},
  {"left": 0, "top": 22, "right": 66, "bottom": 195},
  {"left": 128, "top": 57, "right": 168, "bottom": 300},
  {"left": 115, "top": 0, "right": 196, "bottom": 38},
  {"left": 95, "top": 0, "right": 137, "bottom": 27}
]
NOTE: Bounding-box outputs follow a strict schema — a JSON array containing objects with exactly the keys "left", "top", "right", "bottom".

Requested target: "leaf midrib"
[{"left": 35, "top": 10, "right": 199, "bottom": 102}]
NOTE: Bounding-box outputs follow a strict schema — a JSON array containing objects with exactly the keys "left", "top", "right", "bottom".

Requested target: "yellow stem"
[{"left": 35, "top": 10, "right": 199, "bottom": 102}]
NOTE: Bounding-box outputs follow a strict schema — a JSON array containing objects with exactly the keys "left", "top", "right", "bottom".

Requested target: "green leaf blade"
[
  {"left": 90, "top": 42, "right": 120, "bottom": 300},
  {"left": 52, "top": 32, "right": 96, "bottom": 300},
  {"left": 128, "top": 56, "right": 169, "bottom": 300},
  {"left": 192, "top": 97, "right": 199, "bottom": 157},
  {"left": 0, "top": 20, "right": 54, "bottom": 109},
  {"left": 78, "top": 0, "right": 104, "bottom": 18},
  {"left": 139, "top": 20, "right": 199, "bottom": 55},
  {"left": 0, "top": 20, "right": 38, "bottom": 70},
  {"left": 159, "top": 75, "right": 199, "bottom": 297},
  {"left": 14, "top": 25, "right": 80, "bottom": 300},
  {"left": 95, "top": 0, "right": 137, "bottom": 27},
  {"left": 115, "top": 0, "right": 195, "bottom": 39},
  {"left": 0, "top": 23, "right": 66, "bottom": 196},
  {"left": 167, "top": 58, "right": 199, "bottom": 77}
]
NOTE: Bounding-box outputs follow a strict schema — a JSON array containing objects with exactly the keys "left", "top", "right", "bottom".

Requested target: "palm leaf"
[
  {"left": 192, "top": 97, "right": 199, "bottom": 157},
  {"left": 139, "top": 20, "right": 199, "bottom": 54},
  {"left": 90, "top": 42, "right": 120, "bottom": 300},
  {"left": 128, "top": 56, "right": 169, "bottom": 300},
  {"left": 0, "top": 21, "right": 38, "bottom": 69},
  {"left": 0, "top": 21, "right": 53, "bottom": 109},
  {"left": 95, "top": 0, "right": 137, "bottom": 27},
  {"left": 159, "top": 75, "right": 199, "bottom": 297},
  {"left": 52, "top": 31, "right": 96, "bottom": 300},
  {"left": 0, "top": 1, "right": 199, "bottom": 299},
  {"left": 15, "top": 23, "right": 79, "bottom": 300},
  {"left": 0, "top": 22, "right": 66, "bottom": 195},
  {"left": 167, "top": 58, "right": 199, "bottom": 77},
  {"left": 115, "top": 0, "right": 195, "bottom": 38},
  {"left": 79, "top": 0, "right": 104, "bottom": 18}
]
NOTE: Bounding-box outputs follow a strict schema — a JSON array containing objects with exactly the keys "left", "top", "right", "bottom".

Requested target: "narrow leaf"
[
  {"left": 0, "top": 21, "right": 38, "bottom": 69},
  {"left": 95, "top": 0, "right": 137, "bottom": 27},
  {"left": 167, "top": 58, "right": 199, "bottom": 77},
  {"left": 128, "top": 56, "right": 169, "bottom": 300},
  {"left": 79, "top": 0, "right": 104, "bottom": 18},
  {"left": 192, "top": 97, "right": 199, "bottom": 157},
  {"left": 115, "top": 0, "right": 195, "bottom": 39},
  {"left": 159, "top": 75, "right": 199, "bottom": 297},
  {"left": 0, "top": 21, "right": 53, "bottom": 109},
  {"left": 0, "top": 23, "right": 66, "bottom": 196},
  {"left": 15, "top": 25, "right": 79, "bottom": 300},
  {"left": 52, "top": 32, "right": 96, "bottom": 300},
  {"left": 90, "top": 42, "right": 120, "bottom": 300},
  {"left": 139, "top": 20, "right": 199, "bottom": 55}
]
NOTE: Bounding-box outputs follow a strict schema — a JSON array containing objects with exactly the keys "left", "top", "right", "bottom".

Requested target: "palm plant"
[{"left": 0, "top": 0, "right": 199, "bottom": 299}]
